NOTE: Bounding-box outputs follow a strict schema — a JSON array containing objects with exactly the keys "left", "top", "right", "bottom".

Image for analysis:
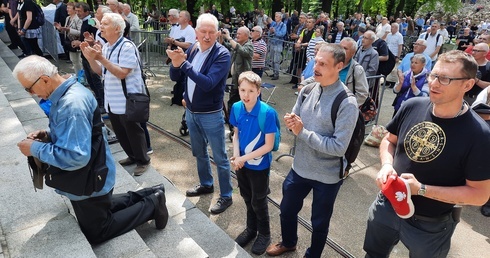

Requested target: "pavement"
[{"left": 0, "top": 29, "right": 489, "bottom": 257}]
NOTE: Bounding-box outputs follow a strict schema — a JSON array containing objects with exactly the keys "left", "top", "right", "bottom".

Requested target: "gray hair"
[
  {"left": 340, "top": 37, "right": 358, "bottom": 53},
  {"left": 98, "top": 5, "right": 112, "bottom": 15},
  {"left": 416, "top": 39, "right": 427, "bottom": 46},
  {"left": 337, "top": 21, "right": 344, "bottom": 27},
  {"left": 391, "top": 23, "right": 399, "bottom": 29},
  {"left": 180, "top": 11, "right": 191, "bottom": 21},
  {"left": 103, "top": 13, "right": 126, "bottom": 37},
  {"left": 365, "top": 30, "right": 376, "bottom": 40},
  {"left": 196, "top": 13, "right": 219, "bottom": 31},
  {"left": 318, "top": 43, "right": 345, "bottom": 65},
  {"left": 168, "top": 8, "right": 179, "bottom": 17},
  {"left": 253, "top": 26, "right": 262, "bottom": 34},
  {"left": 411, "top": 53, "right": 427, "bottom": 65},
  {"left": 12, "top": 55, "right": 58, "bottom": 82}
]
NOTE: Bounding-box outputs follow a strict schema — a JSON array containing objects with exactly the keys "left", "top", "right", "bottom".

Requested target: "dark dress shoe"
[
  {"left": 118, "top": 157, "right": 136, "bottom": 166},
  {"left": 186, "top": 184, "right": 214, "bottom": 197},
  {"left": 18, "top": 53, "right": 27, "bottom": 59},
  {"left": 271, "top": 76, "right": 279, "bottom": 80},
  {"left": 8, "top": 44, "right": 18, "bottom": 49},
  {"left": 252, "top": 234, "right": 271, "bottom": 255},
  {"left": 154, "top": 190, "right": 169, "bottom": 230},
  {"left": 481, "top": 202, "right": 490, "bottom": 217},
  {"left": 235, "top": 228, "right": 257, "bottom": 247}
]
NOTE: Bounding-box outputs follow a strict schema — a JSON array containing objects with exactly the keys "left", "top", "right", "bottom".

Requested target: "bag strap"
[
  {"left": 331, "top": 89, "right": 350, "bottom": 178},
  {"left": 257, "top": 101, "right": 267, "bottom": 133},
  {"left": 112, "top": 39, "right": 149, "bottom": 98}
]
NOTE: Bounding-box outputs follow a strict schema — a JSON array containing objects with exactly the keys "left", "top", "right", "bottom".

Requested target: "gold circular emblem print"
[{"left": 403, "top": 122, "right": 446, "bottom": 163}]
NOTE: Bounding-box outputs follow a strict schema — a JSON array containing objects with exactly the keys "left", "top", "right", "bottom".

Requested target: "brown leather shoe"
[{"left": 266, "top": 242, "right": 296, "bottom": 256}]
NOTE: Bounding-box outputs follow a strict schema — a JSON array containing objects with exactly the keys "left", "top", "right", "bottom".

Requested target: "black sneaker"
[
  {"left": 185, "top": 184, "right": 214, "bottom": 197},
  {"left": 235, "top": 228, "right": 257, "bottom": 247},
  {"left": 210, "top": 197, "right": 232, "bottom": 214},
  {"left": 252, "top": 233, "right": 271, "bottom": 255}
]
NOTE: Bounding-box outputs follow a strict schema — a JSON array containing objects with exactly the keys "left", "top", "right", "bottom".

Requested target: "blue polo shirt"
[{"left": 230, "top": 100, "right": 278, "bottom": 170}]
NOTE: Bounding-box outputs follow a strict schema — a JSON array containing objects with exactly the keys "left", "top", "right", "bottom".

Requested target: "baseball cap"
[
  {"left": 471, "top": 89, "right": 490, "bottom": 114},
  {"left": 381, "top": 175, "right": 415, "bottom": 219}
]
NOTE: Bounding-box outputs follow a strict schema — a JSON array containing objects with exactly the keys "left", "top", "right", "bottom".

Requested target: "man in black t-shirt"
[
  {"left": 456, "top": 27, "right": 474, "bottom": 51},
  {"left": 363, "top": 50, "right": 490, "bottom": 257},
  {"left": 467, "top": 43, "right": 490, "bottom": 104}
]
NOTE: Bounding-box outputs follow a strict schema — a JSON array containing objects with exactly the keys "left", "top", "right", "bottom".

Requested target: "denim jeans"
[
  {"left": 280, "top": 169, "right": 343, "bottom": 258},
  {"left": 185, "top": 109, "right": 233, "bottom": 198},
  {"left": 270, "top": 44, "right": 283, "bottom": 76}
]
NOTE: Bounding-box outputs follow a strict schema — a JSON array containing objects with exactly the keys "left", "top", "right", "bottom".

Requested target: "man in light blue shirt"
[
  {"left": 15, "top": 55, "right": 169, "bottom": 245},
  {"left": 269, "top": 12, "right": 287, "bottom": 80}
]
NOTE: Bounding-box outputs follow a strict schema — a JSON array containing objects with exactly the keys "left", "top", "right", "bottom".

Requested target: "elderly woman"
[
  {"left": 306, "top": 25, "right": 325, "bottom": 62},
  {"left": 392, "top": 53, "right": 429, "bottom": 116},
  {"left": 81, "top": 12, "right": 150, "bottom": 176}
]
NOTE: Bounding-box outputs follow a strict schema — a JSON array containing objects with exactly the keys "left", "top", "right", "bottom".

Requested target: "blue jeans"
[
  {"left": 185, "top": 109, "right": 232, "bottom": 198},
  {"left": 270, "top": 44, "right": 283, "bottom": 76},
  {"left": 280, "top": 169, "right": 343, "bottom": 258}
]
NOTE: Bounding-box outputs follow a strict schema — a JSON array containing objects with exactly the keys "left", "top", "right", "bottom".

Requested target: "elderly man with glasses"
[
  {"left": 363, "top": 50, "right": 490, "bottom": 257},
  {"left": 396, "top": 39, "right": 432, "bottom": 88},
  {"left": 15, "top": 55, "right": 169, "bottom": 244}
]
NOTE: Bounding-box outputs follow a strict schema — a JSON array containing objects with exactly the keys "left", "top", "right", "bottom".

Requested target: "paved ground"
[{"left": 1, "top": 30, "right": 489, "bottom": 257}]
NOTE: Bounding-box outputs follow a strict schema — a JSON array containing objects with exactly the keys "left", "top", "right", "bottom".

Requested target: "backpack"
[
  {"left": 351, "top": 63, "right": 377, "bottom": 123},
  {"left": 377, "top": 45, "right": 396, "bottom": 76},
  {"left": 301, "top": 84, "right": 365, "bottom": 178},
  {"left": 424, "top": 33, "right": 441, "bottom": 54},
  {"left": 34, "top": 3, "right": 45, "bottom": 26},
  {"left": 233, "top": 101, "right": 281, "bottom": 151}
]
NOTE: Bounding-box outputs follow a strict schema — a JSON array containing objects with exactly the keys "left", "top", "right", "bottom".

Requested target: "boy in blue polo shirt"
[{"left": 229, "top": 71, "right": 278, "bottom": 255}]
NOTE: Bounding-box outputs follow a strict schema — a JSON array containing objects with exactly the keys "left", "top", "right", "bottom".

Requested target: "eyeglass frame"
[
  {"left": 471, "top": 49, "right": 487, "bottom": 53},
  {"left": 25, "top": 75, "right": 45, "bottom": 93},
  {"left": 428, "top": 73, "right": 471, "bottom": 86}
]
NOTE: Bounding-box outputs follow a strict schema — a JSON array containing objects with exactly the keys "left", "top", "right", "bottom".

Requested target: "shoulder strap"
[
  {"left": 257, "top": 101, "right": 267, "bottom": 133},
  {"left": 424, "top": 33, "right": 428, "bottom": 40},
  {"left": 331, "top": 90, "right": 349, "bottom": 128},
  {"left": 301, "top": 83, "right": 317, "bottom": 103}
]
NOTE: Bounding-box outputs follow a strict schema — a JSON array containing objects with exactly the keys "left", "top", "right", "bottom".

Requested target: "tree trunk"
[
  {"left": 295, "top": 0, "right": 303, "bottom": 13},
  {"left": 187, "top": 0, "right": 197, "bottom": 26},
  {"left": 272, "top": 0, "right": 282, "bottom": 15},
  {"left": 322, "top": 0, "right": 333, "bottom": 14},
  {"left": 386, "top": 0, "right": 396, "bottom": 18},
  {"left": 396, "top": 0, "right": 405, "bottom": 16},
  {"left": 357, "top": 0, "right": 364, "bottom": 13}
]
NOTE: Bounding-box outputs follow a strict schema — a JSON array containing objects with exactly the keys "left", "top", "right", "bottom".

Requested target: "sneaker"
[
  {"left": 381, "top": 175, "right": 415, "bottom": 219},
  {"left": 294, "top": 91, "right": 298, "bottom": 96},
  {"left": 266, "top": 242, "right": 296, "bottom": 256},
  {"left": 186, "top": 184, "right": 214, "bottom": 197},
  {"left": 210, "top": 197, "right": 233, "bottom": 214},
  {"left": 134, "top": 162, "right": 150, "bottom": 176},
  {"left": 291, "top": 84, "right": 298, "bottom": 89},
  {"left": 251, "top": 234, "right": 271, "bottom": 255},
  {"left": 271, "top": 76, "right": 279, "bottom": 80},
  {"left": 235, "top": 228, "right": 257, "bottom": 247},
  {"left": 154, "top": 190, "right": 169, "bottom": 230},
  {"left": 119, "top": 157, "right": 136, "bottom": 166},
  {"left": 147, "top": 148, "right": 154, "bottom": 155},
  {"left": 106, "top": 131, "right": 118, "bottom": 145},
  {"left": 481, "top": 201, "right": 490, "bottom": 217}
]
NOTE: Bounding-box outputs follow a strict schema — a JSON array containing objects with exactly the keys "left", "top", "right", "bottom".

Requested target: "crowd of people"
[{"left": 2, "top": 1, "right": 490, "bottom": 257}]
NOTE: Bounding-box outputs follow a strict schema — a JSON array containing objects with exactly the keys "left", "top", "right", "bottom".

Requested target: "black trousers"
[
  {"left": 236, "top": 166, "right": 271, "bottom": 235},
  {"left": 108, "top": 111, "right": 150, "bottom": 165},
  {"left": 71, "top": 188, "right": 158, "bottom": 244},
  {"left": 4, "top": 15, "right": 25, "bottom": 51}
]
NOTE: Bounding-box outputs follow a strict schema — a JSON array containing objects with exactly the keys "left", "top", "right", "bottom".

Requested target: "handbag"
[
  {"left": 107, "top": 38, "right": 151, "bottom": 123},
  {"left": 27, "top": 156, "right": 47, "bottom": 191},
  {"left": 360, "top": 96, "right": 377, "bottom": 123},
  {"left": 364, "top": 124, "right": 388, "bottom": 147}
]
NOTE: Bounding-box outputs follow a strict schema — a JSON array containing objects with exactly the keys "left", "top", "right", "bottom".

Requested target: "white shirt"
[
  {"left": 419, "top": 32, "right": 443, "bottom": 61},
  {"left": 376, "top": 23, "right": 391, "bottom": 39},
  {"left": 386, "top": 32, "right": 403, "bottom": 57},
  {"left": 187, "top": 44, "right": 212, "bottom": 102},
  {"left": 172, "top": 24, "right": 196, "bottom": 45}
]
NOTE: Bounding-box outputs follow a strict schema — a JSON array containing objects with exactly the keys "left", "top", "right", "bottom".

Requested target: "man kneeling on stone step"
[{"left": 15, "top": 55, "right": 169, "bottom": 244}]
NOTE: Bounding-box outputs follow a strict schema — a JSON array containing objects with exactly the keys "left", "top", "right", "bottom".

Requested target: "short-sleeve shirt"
[
  {"left": 102, "top": 37, "right": 144, "bottom": 114},
  {"left": 229, "top": 100, "right": 278, "bottom": 170},
  {"left": 387, "top": 97, "right": 490, "bottom": 217},
  {"left": 252, "top": 38, "right": 267, "bottom": 69},
  {"left": 386, "top": 32, "right": 404, "bottom": 57},
  {"left": 18, "top": 0, "right": 39, "bottom": 29},
  {"left": 172, "top": 25, "right": 196, "bottom": 48}
]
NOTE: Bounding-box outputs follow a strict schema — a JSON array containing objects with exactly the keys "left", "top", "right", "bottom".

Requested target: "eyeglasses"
[
  {"left": 472, "top": 49, "right": 486, "bottom": 53},
  {"left": 428, "top": 73, "right": 471, "bottom": 86},
  {"left": 413, "top": 43, "right": 425, "bottom": 46},
  {"left": 25, "top": 75, "right": 43, "bottom": 93}
]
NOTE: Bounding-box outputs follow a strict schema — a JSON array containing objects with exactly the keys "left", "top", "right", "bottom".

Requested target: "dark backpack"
[
  {"left": 302, "top": 84, "right": 365, "bottom": 178},
  {"left": 34, "top": 3, "right": 45, "bottom": 26},
  {"left": 377, "top": 48, "right": 396, "bottom": 76}
]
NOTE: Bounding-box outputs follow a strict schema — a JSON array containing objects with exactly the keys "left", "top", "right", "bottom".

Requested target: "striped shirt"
[
  {"left": 102, "top": 37, "right": 144, "bottom": 114},
  {"left": 306, "top": 35, "right": 324, "bottom": 61},
  {"left": 252, "top": 38, "right": 267, "bottom": 69}
]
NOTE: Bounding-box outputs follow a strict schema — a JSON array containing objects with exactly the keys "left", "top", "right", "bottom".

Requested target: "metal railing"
[{"left": 40, "top": 20, "right": 59, "bottom": 63}]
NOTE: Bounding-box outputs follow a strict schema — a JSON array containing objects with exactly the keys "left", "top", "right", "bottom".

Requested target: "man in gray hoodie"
[{"left": 266, "top": 44, "right": 359, "bottom": 258}]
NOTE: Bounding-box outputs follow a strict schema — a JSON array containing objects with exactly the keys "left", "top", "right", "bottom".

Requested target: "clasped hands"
[
  {"left": 166, "top": 47, "right": 186, "bottom": 68},
  {"left": 17, "top": 130, "right": 48, "bottom": 156},
  {"left": 284, "top": 113, "right": 303, "bottom": 136}
]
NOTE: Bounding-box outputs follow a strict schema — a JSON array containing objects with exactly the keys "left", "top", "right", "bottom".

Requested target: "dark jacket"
[
  {"left": 169, "top": 42, "right": 231, "bottom": 113},
  {"left": 330, "top": 30, "right": 348, "bottom": 43}
]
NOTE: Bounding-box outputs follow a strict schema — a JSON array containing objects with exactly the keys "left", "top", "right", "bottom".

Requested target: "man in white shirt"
[
  {"left": 166, "top": 10, "right": 196, "bottom": 51},
  {"left": 376, "top": 17, "right": 391, "bottom": 40},
  {"left": 122, "top": 4, "right": 139, "bottom": 32},
  {"left": 385, "top": 23, "right": 404, "bottom": 86},
  {"left": 419, "top": 22, "right": 443, "bottom": 65}
]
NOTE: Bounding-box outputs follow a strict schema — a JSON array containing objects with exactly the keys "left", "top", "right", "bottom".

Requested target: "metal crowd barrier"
[
  {"left": 131, "top": 29, "right": 170, "bottom": 76},
  {"left": 40, "top": 20, "right": 59, "bottom": 63},
  {"left": 263, "top": 36, "right": 307, "bottom": 81}
]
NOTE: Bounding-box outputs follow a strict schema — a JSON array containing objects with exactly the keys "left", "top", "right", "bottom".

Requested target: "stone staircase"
[{"left": 0, "top": 38, "right": 250, "bottom": 258}]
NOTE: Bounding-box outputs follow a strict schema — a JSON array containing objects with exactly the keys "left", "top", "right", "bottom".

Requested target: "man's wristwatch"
[{"left": 418, "top": 183, "right": 426, "bottom": 196}]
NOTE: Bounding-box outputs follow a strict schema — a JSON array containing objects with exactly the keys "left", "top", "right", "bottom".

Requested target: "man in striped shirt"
[{"left": 251, "top": 26, "right": 267, "bottom": 77}]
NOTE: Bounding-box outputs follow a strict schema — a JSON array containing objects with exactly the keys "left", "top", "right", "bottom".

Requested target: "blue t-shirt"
[{"left": 230, "top": 100, "right": 278, "bottom": 170}]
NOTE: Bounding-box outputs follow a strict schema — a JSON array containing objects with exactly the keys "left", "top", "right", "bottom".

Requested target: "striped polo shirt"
[
  {"left": 252, "top": 38, "right": 267, "bottom": 69},
  {"left": 102, "top": 37, "right": 145, "bottom": 114}
]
